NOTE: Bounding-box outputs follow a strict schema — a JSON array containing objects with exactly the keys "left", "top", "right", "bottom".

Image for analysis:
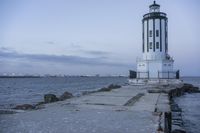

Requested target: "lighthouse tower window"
[
  {"left": 149, "top": 30, "right": 152, "bottom": 37},
  {"left": 150, "top": 42, "right": 153, "bottom": 49},
  {"left": 156, "top": 30, "right": 159, "bottom": 37},
  {"left": 156, "top": 42, "right": 159, "bottom": 49}
]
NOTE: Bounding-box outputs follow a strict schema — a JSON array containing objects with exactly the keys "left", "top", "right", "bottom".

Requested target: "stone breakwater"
[
  {"left": 0, "top": 81, "right": 199, "bottom": 133},
  {"left": 169, "top": 83, "right": 199, "bottom": 133},
  {"left": 148, "top": 82, "right": 199, "bottom": 133},
  {"left": 0, "top": 84, "right": 121, "bottom": 113}
]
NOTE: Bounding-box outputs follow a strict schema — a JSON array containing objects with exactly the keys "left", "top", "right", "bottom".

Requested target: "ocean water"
[
  {"left": 176, "top": 77, "right": 200, "bottom": 133},
  {"left": 0, "top": 76, "right": 127, "bottom": 109},
  {"left": 0, "top": 76, "right": 199, "bottom": 133},
  {"left": 181, "top": 77, "right": 200, "bottom": 87}
]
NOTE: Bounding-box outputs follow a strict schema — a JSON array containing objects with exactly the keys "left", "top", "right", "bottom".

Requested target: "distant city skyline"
[{"left": 0, "top": 0, "right": 200, "bottom": 76}]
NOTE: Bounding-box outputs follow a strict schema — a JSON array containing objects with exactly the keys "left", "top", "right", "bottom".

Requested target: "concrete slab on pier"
[{"left": 0, "top": 83, "right": 182, "bottom": 133}]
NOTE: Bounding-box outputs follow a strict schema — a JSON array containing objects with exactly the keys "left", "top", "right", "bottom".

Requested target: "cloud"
[
  {"left": 45, "top": 41, "right": 56, "bottom": 45},
  {"left": 43, "top": 41, "right": 109, "bottom": 58},
  {"left": 0, "top": 47, "right": 130, "bottom": 67},
  {"left": 81, "top": 50, "right": 110, "bottom": 56},
  {"left": 0, "top": 47, "right": 133, "bottom": 75},
  {"left": 0, "top": 47, "right": 15, "bottom": 53},
  {"left": 69, "top": 42, "right": 82, "bottom": 49}
]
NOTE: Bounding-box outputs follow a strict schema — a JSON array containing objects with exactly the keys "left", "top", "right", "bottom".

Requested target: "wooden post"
[
  {"left": 168, "top": 71, "right": 169, "bottom": 79},
  {"left": 176, "top": 70, "right": 180, "bottom": 79},
  {"left": 164, "top": 112, "right": 172, "bottom": 133}
]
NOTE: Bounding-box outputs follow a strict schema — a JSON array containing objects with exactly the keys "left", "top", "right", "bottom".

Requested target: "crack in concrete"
[{"left": 123, "top": 93, "right": 145, "bottom": 106}]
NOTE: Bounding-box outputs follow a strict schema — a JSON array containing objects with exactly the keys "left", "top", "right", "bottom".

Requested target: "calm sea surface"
[{"left": 0, "top": 77, "right": 128, "bottom": 109}]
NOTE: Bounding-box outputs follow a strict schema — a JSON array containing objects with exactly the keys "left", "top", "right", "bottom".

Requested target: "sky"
[{"left": 0, "top": 0, "right": 199, "bottom": 76}]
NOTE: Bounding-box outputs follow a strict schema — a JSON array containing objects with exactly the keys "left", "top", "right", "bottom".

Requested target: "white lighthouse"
[{"left": 136, "top": 1, "right": 178, "bottom": 79}]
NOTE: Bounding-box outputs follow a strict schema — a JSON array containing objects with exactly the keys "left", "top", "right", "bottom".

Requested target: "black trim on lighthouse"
[
  {"left": 153, "top": 19, "right": 155, "bottom": 52},
  {"left": 147, "top": 20, "right": 149, "bottom": 52},
  {"left": 142, "top": 21, "right": 144, "bottom": 53},
  {"left": 165, "top": 20, "right": 167, "bottom": 52},
  {"left": 160, "top": 19, "right": 162, "bottom": 52}
]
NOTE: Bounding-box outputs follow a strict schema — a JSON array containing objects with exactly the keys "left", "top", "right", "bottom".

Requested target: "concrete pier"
[{"left": 1, "top": 81, "right": 195, "bottom": 133}]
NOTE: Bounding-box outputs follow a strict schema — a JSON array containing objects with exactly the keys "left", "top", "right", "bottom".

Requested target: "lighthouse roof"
[
  {"left": 149, "top": 1, "right": 160, "bottom": 8},
  {"left": 149, "top": 1, "right": 160, "bottom": 13}
]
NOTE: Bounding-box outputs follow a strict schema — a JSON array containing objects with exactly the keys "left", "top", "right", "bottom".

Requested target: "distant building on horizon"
[{"left": 130, "top": 1, "right": 179, "bottom": 79}]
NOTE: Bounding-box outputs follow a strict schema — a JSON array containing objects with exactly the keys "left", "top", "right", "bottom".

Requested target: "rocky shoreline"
[{"left": 0, "top": 84, "right": 122, "bottom": 114}]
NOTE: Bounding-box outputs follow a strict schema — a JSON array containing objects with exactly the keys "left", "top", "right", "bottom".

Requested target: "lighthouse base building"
[
  {"left": 130, "top": 1, "right": 179, "bottom": 80},
  {"left": 137, "top": 57, "right": 175, "bottom": 79}
]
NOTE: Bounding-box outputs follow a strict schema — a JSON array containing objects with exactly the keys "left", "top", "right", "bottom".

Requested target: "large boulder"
[
  {"left": 35, "top": 101, "right": 45, "bottom": 109},
  {"left": 97, "top": 84, "right": 121, "bottom": 92},
  {"left": 98, "top": 87, "right": 112, "bottom": 92},
  {"left": 191, "top": 87, "right": 200, "bottom": 92},
  {"left": 171, "top": 103, "right": 182, "bottom": 112},
  {"left": 171, "top": 129, "right": 186, "bottom": 133},
  {"left": 182, "top": 83, "right": 193, "bottom": 92},
  {"left": 0, "top": 109, "right": 17, "bottom": 114},
  {"left": 44, "top": 94, "right": 59, "bottom": 103},
  {"left": 59, "top": 91, "right": 73, "bottom": 101},
  {"left": 108, "top": 84, "right": 121, "bottom": 89},
  {"left": 183, "top": 83, "right": 200, "bottom": 93},
  {"left": 13, "top": 104, "right": 35, "bottom": 110}
]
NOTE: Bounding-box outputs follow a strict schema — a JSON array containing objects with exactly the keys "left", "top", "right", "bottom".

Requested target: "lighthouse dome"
[{"left": 149, "top": 1, "right": 160, "bottom": 12}]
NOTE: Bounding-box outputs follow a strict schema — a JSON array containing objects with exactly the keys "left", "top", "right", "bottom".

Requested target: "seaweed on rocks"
[
  {"left": 12, "top": 91, "right": 74, "bottom": 111},
  {"left": 82, "top": 84, "right": 122, "bottom": 95},
  {"left": 97, "top": 84, "right": 121, "bottom": 92},
  {"left": 44, "top": 94, "right": 59, "bottom": 103},
  {"left": 13, "top": 104, "right": 35, "bottom": 110},
  {"left": 59, "top": 91, "right": 73, "bottom": 101}
]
